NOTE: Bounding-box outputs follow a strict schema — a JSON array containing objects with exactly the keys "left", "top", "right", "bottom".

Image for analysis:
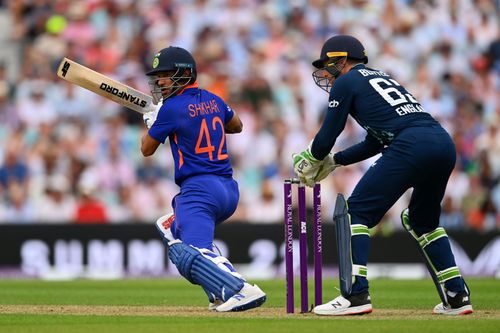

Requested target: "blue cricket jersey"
[
  {"left": 311, "top": 64, "right": 440, "bottom": 165},
  {"left": 148, "top": 87, "right": 235, "bottom": 185}
]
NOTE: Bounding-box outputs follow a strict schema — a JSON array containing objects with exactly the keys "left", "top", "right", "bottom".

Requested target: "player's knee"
[
  {"left": 401, "top": 209, "right": 448, "bottom": 244},
  {"left": 346, "top": 199, "right": 381, "bottom": 229},
  {"left": 198, "top": 248, "right": 244, "bottom": 280},
  {"left": 402, "top": 209, "right": 441, "bottom": 235},
  {"left": 167, "top": 240, "right": 199, "bottom": 282},
  {"left": 168, "top": 241, "right": 244, "bottom": 284},
  {"left": 347, "top": 209, "right": 375, "bottom": 229}
]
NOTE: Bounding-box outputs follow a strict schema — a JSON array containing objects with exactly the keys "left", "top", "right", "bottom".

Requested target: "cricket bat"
[{"left": 56, "top": 57, "right": 156, "bottom": 114}]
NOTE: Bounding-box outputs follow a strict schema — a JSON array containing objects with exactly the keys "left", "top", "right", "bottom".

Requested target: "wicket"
[{"left": 283, "top": 178, "right": 322, "bottom": 313}]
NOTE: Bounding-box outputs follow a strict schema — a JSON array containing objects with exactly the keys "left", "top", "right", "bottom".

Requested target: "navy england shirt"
[{"left": 311, "top": 64, "right": 439, "bottom": 165}]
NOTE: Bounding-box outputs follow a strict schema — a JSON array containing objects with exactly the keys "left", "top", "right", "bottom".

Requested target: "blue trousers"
[
  {"left": 170, "top": 174, "right": 239, "bottom": 250},
  {"left": 348, "top": 125, "right": 456, "bottom": 232},
  {"left": 347, "top": 125, "right": 461, "bottom": 294}
]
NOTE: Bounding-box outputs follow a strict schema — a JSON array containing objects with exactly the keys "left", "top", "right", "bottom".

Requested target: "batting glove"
[
  {"left": 143, "top": 101, "right": 162, "bottom": 129},
  {"left": 292, "top": 147, "right": 322, "bottom": 188},
  {"left": 314, "top": 153, "right": 340, "bottom": 183}
]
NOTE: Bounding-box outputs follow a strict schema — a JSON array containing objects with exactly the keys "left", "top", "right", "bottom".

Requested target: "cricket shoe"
[
  {"left": 215, "top": 283, "right": 266, "bottom": 312},
  {"left": 155, "top": 213, "right": 175, "bottom": 243},
  {"left": 313, "top": 292, "right": 372, "bottom": 316},
  {"left": 433, "top": 290, "right": 473, "bottom": 315}
]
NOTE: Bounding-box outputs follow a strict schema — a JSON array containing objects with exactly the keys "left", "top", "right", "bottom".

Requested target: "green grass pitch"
[{"left": 0, "top": 278, "right": 498, "bottom": 333}]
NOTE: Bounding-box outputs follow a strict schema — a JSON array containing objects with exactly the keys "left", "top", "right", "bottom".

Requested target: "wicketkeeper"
[{"left": 293, "top": 35, "right": 473, "bottom": 316}]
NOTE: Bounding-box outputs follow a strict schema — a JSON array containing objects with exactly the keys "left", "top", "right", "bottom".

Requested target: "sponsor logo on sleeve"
[{"left": 329, "top": 99, "right": 339, "bottom": 108}]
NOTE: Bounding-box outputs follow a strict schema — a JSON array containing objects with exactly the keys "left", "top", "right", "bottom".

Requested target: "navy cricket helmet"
[
  {"left": 146, "top": 46, "right": 197, "bottom": 101},
  {"left": 146, "top": 46, "right": 197, "bottom": 77},
  {"left": 312, "top": 35, "right": 368, "bottom": 69},
  {"left": 311, "top": 35, "right": 368, "bottom": 93}
]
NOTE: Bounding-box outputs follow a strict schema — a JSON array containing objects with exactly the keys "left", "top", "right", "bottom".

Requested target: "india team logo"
[{"left": 152, "top": 57, "right": 159, "bottom": 68}]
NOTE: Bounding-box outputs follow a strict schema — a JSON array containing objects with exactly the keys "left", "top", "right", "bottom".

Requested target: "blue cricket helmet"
[
  {"left": 312, "top": 35, "right": 368, "bottom": 69},
  {"left": 146, "top": 46, "right": 197, "bottom": 101},
  {"left": 146, "top": 46, "right": 197, "bottom": 79}
]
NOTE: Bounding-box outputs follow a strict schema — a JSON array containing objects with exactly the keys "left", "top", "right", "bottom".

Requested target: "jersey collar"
[
  {"left": 350, "top": 63, "right": 365, "bottom": 71},
  {"left": 177, "top": 82, "right": 199, "bottom": 95}
]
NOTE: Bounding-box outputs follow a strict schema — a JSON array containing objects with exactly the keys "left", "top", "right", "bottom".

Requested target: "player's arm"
[
  {"left": 225, "top": 112, "right": 242, "bottom": 133},
  {"left": 293, "top": 80, "right": 352, "bottom": 186},
  {"left": 141, "top": 133, "right": 161, "bottom": 156},
  {"left": 142, "top": 103, "right": 176, "bottom": 156},
  {"left": 310, "top": 79, "right": 352, "bottom": 160},
  {"left": 224, "top": 104, "right": 243, "bottom": 133},
  {"left": 333, "top": 134, "right": 384, "bottom": 166}
]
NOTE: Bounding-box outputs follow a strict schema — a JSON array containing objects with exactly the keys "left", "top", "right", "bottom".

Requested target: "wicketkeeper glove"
[
  {"left": 314, "top": 153, "right": 340, "bottom": 183},
  {"left": 143, "top": 101, "right": 162, "bottom": 129},
  {"left": 292, "top": 146, "right": 322, "bottom": 188}
]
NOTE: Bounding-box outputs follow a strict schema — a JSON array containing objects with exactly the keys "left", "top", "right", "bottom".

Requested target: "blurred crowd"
[{"left": 0, "top": 0, "right": 498, "bottom": 231}]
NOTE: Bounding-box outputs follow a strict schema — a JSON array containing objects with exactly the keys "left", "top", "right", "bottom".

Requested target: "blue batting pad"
[{"left": 168, "top": 241, "right": 244, "bottom": 301}]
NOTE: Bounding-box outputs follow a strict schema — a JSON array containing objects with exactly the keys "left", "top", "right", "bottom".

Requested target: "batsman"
[
  {"left": 141, "top": 46, "right": 266, "bottom": 312},
  {"left": 292, "top": 35, "right": 473, "bottom": 316}
]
